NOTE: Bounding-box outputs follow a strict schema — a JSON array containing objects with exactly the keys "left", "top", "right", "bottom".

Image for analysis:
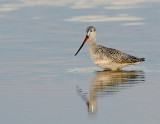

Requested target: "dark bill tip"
[{"left": 74, "top": 35, "right": 89, "bottom": 56}]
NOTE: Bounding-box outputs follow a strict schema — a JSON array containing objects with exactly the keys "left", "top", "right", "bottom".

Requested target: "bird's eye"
[{"left": 90, "top": 30, "right": 92, "bottom": 32}]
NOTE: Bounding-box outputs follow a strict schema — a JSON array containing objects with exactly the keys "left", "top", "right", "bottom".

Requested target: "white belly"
[
  {"left": 91, "top": 56, "right": 128, "bottom": 70},
  {"left": 89, "top": 47, "right": 128, "bottom": 70},
  {"left": 95, "top": 60, "right": 124, "bottom": 70}
]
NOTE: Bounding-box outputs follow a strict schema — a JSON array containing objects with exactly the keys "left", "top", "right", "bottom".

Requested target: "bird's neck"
[{"left": 89, "top": 35, "right": 96, "bottom": 47}]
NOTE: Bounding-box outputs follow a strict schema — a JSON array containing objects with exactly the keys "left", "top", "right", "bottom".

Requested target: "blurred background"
[{"left": 0, "top": 0, "right": 160, "bottom": 124}]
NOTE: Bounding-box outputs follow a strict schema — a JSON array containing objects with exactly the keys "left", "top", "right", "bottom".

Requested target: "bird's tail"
[{"left": 141, "top": 58, "right": 145, "bottom": 62}]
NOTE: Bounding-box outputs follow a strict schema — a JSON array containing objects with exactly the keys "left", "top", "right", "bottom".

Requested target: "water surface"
[{"left": 0, "top": 0, "right": 160, "bottom": 124}]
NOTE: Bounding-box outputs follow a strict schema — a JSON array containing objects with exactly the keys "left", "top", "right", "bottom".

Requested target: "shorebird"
[{"left": 74, "top": 26, "right": 145, "bottom": 70}]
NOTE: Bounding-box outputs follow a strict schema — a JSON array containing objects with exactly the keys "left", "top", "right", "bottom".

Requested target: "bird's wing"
[{"left": 96, "top": 45, "right": 145, "bottom": 63}]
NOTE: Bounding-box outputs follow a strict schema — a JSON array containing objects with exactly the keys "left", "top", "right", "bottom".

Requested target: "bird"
[{"left": 74, "top": 26, "right": 145, "bottom": 70}]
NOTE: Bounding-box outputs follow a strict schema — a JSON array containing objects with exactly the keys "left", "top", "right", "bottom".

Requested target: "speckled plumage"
[
  {"left": 95, "top": 45, "right": 145, "bottom": 64},
  {"left": 75, "top": 26, "right": 145, "bottom": 70}
]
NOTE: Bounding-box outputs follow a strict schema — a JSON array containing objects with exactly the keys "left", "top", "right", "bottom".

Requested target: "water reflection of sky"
[
  {"left": 0, "top": 0, "right": 160, "bottom": 44},
  {"left": 0, "top": 1, "right": 160, "bottom": 124},
  {"left": 1, "top": 0, "right": 160, "bottom": 11},
  {"left": 0, "top": 0, "right": 160, "bottom": 25}
]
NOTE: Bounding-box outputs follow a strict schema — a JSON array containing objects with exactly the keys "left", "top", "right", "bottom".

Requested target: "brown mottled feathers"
[{"left": 96, "top": 45, "right": 145, "bottom": 64}]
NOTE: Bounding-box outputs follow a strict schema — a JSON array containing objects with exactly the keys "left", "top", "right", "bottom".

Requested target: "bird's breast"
[{"left": 89, "top": 48, "right": 128, "bottom": 70}]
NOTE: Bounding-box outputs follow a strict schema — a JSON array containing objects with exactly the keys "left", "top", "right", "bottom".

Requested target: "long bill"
[{"left": 75, "top": 35, "right": 89, "bottom": 56}]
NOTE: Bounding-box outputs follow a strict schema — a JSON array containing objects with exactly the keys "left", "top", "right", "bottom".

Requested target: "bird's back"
[
  {"left": 89, "top": 45, "right": 145, "bottom": 70},
  {"left": 96, "top": 45, "right": 145, "bottom": 64}
]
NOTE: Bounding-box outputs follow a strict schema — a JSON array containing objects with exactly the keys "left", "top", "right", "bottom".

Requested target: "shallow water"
[{"left": 0, "top": 0, "right": 160, "bottom": 124}]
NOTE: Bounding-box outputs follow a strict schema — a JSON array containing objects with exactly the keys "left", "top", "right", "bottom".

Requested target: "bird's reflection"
[{"left": 77, "top": 70, "right": 145, "bottom": 115}]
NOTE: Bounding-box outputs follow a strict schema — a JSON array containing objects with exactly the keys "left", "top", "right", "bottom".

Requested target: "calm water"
[{"left": 0, "top": 0, "right": 160, "bottom": 124}]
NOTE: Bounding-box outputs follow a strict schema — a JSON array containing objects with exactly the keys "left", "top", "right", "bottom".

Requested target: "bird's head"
[{"left": 75, "top": 26, "right": 96, "bottom": 56}]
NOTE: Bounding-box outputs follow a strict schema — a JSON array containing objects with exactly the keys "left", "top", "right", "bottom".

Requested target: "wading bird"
[{"left": 75, "top": 26, "right": 145, "bottom": 70}]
